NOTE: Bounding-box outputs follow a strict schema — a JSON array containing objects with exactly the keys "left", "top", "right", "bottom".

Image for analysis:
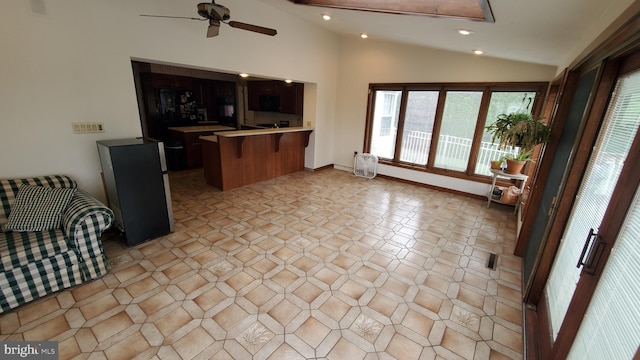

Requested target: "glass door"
[
  {"left": 567, "top": 186, "right": 640, "bottom": 359},
  {"left": 543, "top": 67, "right": 640, "bottom": 342}
]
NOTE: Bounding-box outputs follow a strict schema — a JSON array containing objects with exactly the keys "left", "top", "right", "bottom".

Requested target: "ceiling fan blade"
[
  {"left": 227, "top": 21, "right": 277, "bottom": 36},
  {"left": 140, "top": 14, "right": 205, "bottom": 21}
]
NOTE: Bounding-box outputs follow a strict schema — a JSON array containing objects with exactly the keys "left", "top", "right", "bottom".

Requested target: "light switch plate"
[{"left": 72, "top": 122, "right": 104, "bottom": 134}]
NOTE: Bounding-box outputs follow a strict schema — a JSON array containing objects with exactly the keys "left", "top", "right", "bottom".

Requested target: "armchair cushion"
[{"left": 3, "top": 185, "right": 77, "bottom": 232}]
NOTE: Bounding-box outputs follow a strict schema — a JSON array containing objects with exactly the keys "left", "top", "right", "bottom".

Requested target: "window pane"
[
  {"left": 370, "top": 90, "right": 402, "bottom": 159},
  {"left": 399, "top": 91, "right": 439, "bottom": 165},
  {"left": 474, "top": 92, "right": 535, "bottom": 175},
  {"left": 434, "top": 91, "right": 483, "bottom": 171}
]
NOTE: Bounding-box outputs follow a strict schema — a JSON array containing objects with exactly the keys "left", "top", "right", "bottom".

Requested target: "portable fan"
[{"left": 354, "top": 153, "right": 378, "bottom": 179}]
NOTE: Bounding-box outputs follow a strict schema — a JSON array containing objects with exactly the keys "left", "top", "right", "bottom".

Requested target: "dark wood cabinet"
[
  {"left": 280, "top": 82, "right": 304, "bottom": 115},
  {"left": 247, "top": 80, "right": 304, "bottom": 116},
  {"left": 138, "top": 72, "right": 238, "bottom": 144},
  {"left": 151, "top": 74, "right": 192, "bottom": 90}
]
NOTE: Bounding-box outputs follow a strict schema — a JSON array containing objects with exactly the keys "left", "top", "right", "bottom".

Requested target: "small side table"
[{"left": 487, "top": 168, "right": 529, "bottom": 214}]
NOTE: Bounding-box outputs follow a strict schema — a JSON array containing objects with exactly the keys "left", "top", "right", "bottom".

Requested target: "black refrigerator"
[{"left": 97, "top": 138, "right": 174, "bottom": 246}]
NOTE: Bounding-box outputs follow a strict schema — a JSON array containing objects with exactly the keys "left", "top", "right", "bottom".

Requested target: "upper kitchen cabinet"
[
  {"left": 280, "top": 82, "right": 304, "bottom": 115},
  {"left": 192, "top": 79, "right": 237, "bottom": 126},
  {"left": 149, "top": 73, "right": 192, "bottom": 90},
  {"left": 247, "top": 80, "right": 304, "bottom": 116}
]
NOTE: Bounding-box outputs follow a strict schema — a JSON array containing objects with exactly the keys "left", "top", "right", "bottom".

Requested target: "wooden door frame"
[
  {"left": 515, "top": 69, "right": 571, "bottom": 257},
  {"left": 551, "top": 65, "right": 640, "bottom": 357},
  {"left": 525, "top": 48, "right": 640, "bottom": 359},
  {"left": 526, "top": 59, "right": 616, "bottom": 304}
]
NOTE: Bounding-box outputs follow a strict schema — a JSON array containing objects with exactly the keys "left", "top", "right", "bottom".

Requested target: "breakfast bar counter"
[
  {"left": 167, "top": 125, "right": 235, "bottom": 168},
  {"left": 201, "top": 127, "right": 313, "bottom": 190}
]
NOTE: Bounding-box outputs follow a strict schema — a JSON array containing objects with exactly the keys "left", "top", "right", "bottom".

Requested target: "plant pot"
[
  {"left": 505, "top": 159, "right": 526, "bottom": 174},
  {"left": 490, "top": 160, "right": 502, "bottom": 170}
]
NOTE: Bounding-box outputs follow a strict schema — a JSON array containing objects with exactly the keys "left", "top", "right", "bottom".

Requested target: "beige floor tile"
[
  {"left": 103, "top": 331, "right": 150, "bottom": 359},
  {"left": 295, "top": 317, "right": 331, "bottom": 348},
  {"left": 319, "top": 296, "right": 351, "bottom": 322},
  {"left": 155, "top": 307, "right": 193, "bottom": 337},
  {"left": 268, "top": 299, "right": 301, "bottom": 326},
  {"left": 338, "top": 279, "right": 368, "bottom": 301},
  {"left": 327, "top": 337, "right": 367, "bottom": 360},
  {"left": 385, "top": 333, "right": 424, "bottom": 360},
  {"left": 0, "top": 168, "right": 522, "bottom": 359},
  {"left": 138, "top": 291, "right": 175, "bottom": 316},
  {"left": 402, "top": 309, "right": 435, "bottom": 338},
  {"left": 172, "top": 327, "right": 214, "bottom": 359},
  {"left": 213, "top": 303, "right": 249, "bottom": 331},
  {"left": 293, "top": 282, "right": 323, "bottom": 305},
  {"left": 493, "top": 322, "right": 523, "bottom": 353},
  {"left": 17, "top": 297, "right": 60, "bottom": 325},
  {"left": 441, "top": 327, "right": 477, "bottom": 359},
  {"left": 193, "top": 287, "right": 227, "bottom": 311},
  {"left": 267, "top": 343, "right": 306, "bottom": 360},
  {"left": 245, "top": 284, "right": 277, "bottom": 307},
  {"left": 314, "top": 267, "right": 340, "bottom": 286},
  {"left": 91, "top": 311, "right": 133, "bottom": 342},
  {"left": 70, "top": 280, "right": 108, "bottom": 302},
  {"left": 22, "top": 315, "right": 69, "bottom": 341},
  {"left": 79, "top": 294, "right": 119, "bottom": 320}
]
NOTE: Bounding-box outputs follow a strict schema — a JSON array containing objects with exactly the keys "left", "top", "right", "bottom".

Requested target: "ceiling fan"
[{"left": 140, "top": 1, "right": 277, "bottom": 38}]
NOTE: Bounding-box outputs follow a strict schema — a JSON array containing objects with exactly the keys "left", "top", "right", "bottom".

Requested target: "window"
[
  {"left": 434, "top": 91, "right": 483, "bottom": 171},
  {"left": 475, "top": 91, "right": 537, "bottom": 175},
  {"left": 399, "top": 91, "right": 439, "bottom": 165},
  {"left": 365, "top": 83, "right": 546, "bottom": 180},
  {"left": 370, "top": 90, "right": 401, "bottom": 159}
]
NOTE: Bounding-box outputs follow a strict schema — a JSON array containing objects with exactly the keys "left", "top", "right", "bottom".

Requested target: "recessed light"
[
  {"left": 284, "top": 79, "right": 293, "bottom": 83},
  {"left": 360, "top": 33, "right": 368, "bottom": 39},
  {"left": 473, "top": 49, "right": 484, "bottom": 55},
  {"left": 458, "top": 29, "right": 473, "bottom": 35},
  {"left": 322, "top": 14, "right": 331, "bottom": 21},
  {"left": 239, "top": 73, "right": 249, "bottom": 78}
]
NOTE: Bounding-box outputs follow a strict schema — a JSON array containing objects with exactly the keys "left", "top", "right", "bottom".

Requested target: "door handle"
[{"left": 576, "top": 228, "right": 606, "bottom": 275}]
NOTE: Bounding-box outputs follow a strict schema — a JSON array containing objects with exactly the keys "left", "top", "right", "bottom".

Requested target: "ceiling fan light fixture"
[
  {"left": 140, "top": 2, "right": 278, "bottom": 38},
  {"left": 322, "top": 14, "right": 331, "bottom": 20}
]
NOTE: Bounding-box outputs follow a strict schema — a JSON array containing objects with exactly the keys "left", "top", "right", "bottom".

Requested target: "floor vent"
[{"left": 487, "top": 253, "right": 497, "bottom": 270}]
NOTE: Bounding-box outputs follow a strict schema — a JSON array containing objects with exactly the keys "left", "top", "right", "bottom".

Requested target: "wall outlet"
[
  {"left": 306, "top": 121, "right": 312, "bottom": 127},
  {"left": 72, "top": 122, "right": 104, "bottom": 134}
]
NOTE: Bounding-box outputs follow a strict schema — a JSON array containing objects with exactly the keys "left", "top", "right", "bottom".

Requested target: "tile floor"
[{"left": 0, "top": 168, "right": 523, "bottom": 359}]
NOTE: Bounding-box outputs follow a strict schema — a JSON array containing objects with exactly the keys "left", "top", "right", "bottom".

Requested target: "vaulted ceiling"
[{"left": 260, "top": 0, "right": 635, "bottom": 67}]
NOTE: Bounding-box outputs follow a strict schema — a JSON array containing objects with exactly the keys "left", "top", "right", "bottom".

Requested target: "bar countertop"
[
  {"left": 212, "top": 127, "right": 313, "bottom": 138},
  {"left": 167, "top": 125, "right": 235, "bottom": 133}
]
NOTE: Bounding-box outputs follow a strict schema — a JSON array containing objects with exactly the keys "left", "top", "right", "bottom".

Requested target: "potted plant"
[
  {"left": 485, "top": 112, "right": 551, "bottom": 174},
  {"left": 490, "top": 155, "right": 507, "bottom": 170},
  {"left": 504, "top": 149, "right": 532, "bottom": 174}
]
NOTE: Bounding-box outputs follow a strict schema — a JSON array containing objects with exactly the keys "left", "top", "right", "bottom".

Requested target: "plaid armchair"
[{"left": 0, "top": 175, "right": 114, "bottom": 313}]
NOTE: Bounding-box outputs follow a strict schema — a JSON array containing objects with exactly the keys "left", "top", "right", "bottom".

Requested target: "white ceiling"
[{"left": 258, "top": 0, "right": 632, "bottom": 67}]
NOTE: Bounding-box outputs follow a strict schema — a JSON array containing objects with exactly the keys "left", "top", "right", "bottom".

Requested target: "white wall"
[
  {"left": 556, "top": 0, "right": 637, "bottom": 72},
  {"left": 0, "top": 0, "right": 339, "bottom": 200},
  {"left": 2, "top": 0, "right": 627, "bottom": 200},
  {"left": 332, "top": 37, "right": 558, "bottom": 196}
]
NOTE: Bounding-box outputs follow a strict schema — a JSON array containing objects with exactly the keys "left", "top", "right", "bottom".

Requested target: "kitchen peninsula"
[
  {"left": 201, "top": 127, "right": 313, "bottom": 190},
  {"left": 168, "top": 125, "right": 235, "bottom": 168}
]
